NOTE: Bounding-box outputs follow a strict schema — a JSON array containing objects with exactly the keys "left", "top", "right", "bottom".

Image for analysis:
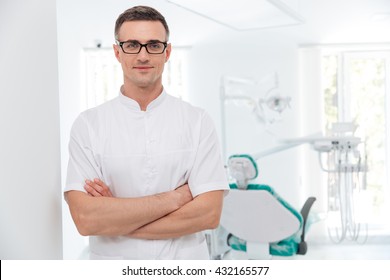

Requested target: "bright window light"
[
  {"left": 322, "top": 50, "right": 390, "bottom": 229},
  {"left": 81, "top": 47, "right": 189, "bottom": 110}
]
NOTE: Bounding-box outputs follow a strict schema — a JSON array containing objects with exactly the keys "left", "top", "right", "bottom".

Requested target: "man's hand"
[
  {"left": 84, "top": 179, "right": 113, "bottom": 197},
  {"left": 173, "top": 184, "right": 193, "bottom": 208}
]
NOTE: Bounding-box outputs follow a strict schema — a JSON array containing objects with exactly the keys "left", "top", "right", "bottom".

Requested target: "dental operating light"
[{"left": 219, "top": 73, "right": 291, "bottom": 159}]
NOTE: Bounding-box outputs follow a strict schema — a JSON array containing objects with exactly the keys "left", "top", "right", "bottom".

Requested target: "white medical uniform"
[{"left": 65, "top": 90, "right": 229, "bottom": 259}]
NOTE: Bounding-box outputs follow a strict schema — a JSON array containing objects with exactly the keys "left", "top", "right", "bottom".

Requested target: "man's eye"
[
  {"left": 124, "top": 42, "right": 139, "bottom": 49},
  {"left": 148, "top": 43, "right": 162, "bottom": 49}
]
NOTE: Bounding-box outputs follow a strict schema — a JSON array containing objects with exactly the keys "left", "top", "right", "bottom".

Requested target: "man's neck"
[{"left": 121, "top": 83, "right": 163, "bottom": 111}]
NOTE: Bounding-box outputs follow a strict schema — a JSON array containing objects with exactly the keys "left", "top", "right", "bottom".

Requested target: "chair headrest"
[{"left": 228, "top": 154, "right": 258, "bottom": 189}]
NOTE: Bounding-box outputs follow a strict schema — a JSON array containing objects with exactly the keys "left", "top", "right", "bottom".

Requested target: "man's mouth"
[{"left": 133, "top": 66, "right": 153, "bottom": 70}]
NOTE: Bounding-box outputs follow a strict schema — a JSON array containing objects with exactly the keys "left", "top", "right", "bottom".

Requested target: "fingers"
[
  {"left": 174, "top": 183, "right": 193, "bottom": 206},
  {"left": 84, "top": 178, "right": 113, "bottom": 197}
]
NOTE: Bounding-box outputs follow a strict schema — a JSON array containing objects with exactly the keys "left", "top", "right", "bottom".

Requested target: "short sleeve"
[
  {"left": 188, "top": 112, "right": 229, "bottom": 197},
  {"left": 64, "top": 114, "right": 102, "bottom": 193}
]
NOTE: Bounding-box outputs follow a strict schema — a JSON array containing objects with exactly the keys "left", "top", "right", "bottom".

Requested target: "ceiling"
[
  {"left": 57, "top": 0, "right": 390, "bottom": 47},
  {"left": 131, "top": 0, "right": 390, "bottom": 46}
]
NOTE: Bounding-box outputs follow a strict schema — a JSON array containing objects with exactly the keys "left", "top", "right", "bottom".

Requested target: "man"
[{"left": 64, "top": 6, "right": 229, "bottom": 260}]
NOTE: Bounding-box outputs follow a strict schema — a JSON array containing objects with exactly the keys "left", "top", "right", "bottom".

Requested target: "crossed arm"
[{"left": 65, "top": 179, "right": 224, "bottom": 239}]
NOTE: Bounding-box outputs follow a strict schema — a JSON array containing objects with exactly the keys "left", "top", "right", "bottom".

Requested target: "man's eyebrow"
[
  {"left": 147, "top": 39, "right": 165, "bottom": 43},
  {"left": 120, "top": 39, "right": 139, "bottom": 43},
  {"left": 120, "top": 39, "right": 165, "bottom": 43}
]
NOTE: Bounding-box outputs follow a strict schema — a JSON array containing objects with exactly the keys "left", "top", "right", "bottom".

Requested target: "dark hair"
[{"left": 114, "top": 6, "right": 170, "bottom": 41}]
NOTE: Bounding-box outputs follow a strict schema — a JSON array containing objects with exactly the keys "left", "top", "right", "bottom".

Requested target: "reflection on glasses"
[{"left": 117, "top": 40, "right": 167, "bottom": 54}]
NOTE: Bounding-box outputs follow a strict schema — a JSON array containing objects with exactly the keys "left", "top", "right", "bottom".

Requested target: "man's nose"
[{"left": 137, "top": 45, "right": 150, "bottom": 61}]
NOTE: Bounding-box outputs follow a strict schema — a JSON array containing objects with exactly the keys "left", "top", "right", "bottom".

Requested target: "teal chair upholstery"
[{"left": 214, "top": 154, "right": 316, "bottom": 259}]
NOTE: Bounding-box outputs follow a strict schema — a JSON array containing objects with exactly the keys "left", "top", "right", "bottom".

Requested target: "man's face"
[{"left": 114, "top": 20, "right": 171, "bottom": 89}]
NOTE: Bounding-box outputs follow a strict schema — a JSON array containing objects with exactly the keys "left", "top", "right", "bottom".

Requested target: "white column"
[
  {"left": 298, "top": 47, "right": 328, "bottom": 241},
  {"left": 0, "top": 0, "right": 62, "bottom": 259}
]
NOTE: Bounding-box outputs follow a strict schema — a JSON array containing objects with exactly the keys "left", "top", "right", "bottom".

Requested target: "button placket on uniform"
[{"left": 144, "top": 111, "right": 157, "bottom": 182}]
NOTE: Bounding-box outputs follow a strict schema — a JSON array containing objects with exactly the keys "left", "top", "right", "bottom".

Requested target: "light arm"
[
  {"left": 64, "top": 183, "right": 192, "bottom": 237},
  {"left": 128, "top": 190, "right": 224, "bottom": 240}
]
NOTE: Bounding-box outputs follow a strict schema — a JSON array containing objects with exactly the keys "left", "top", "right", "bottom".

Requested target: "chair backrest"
[
  {"left": 220, "top": 184, "right": 302, "bottom": 243},
  {"left": 223, "top": 154, "right": 303, "bottom": 243}
]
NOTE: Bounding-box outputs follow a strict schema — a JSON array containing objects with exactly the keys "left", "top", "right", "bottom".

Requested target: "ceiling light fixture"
[{"left": 166, "top": 0, "right": 305, "bottom": 31}]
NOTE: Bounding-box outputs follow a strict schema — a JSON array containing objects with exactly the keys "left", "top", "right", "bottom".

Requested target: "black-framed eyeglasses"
[{"left": 117, "top": 40, "right": 168, "bottom": 54}]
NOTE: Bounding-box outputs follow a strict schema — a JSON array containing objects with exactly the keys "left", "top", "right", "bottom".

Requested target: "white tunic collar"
[{"left": 119, "top": 89, "right": 167, "bottom": 112}]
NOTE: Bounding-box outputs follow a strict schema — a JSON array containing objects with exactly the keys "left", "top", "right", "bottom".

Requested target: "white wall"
[{"left": 0, "top": 0, "right": 62, "bottom": 259}]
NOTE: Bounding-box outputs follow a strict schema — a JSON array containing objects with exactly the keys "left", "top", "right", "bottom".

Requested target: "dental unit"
[{"left": 215, "top": 75, "right": 368, "bottom": 259}]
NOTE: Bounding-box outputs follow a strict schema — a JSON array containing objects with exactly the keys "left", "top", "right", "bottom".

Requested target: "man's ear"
[
  {"left": 113, "top": 44, "right": 121, "bottom": 62},
  {"left": 165, "top": 43, "right": 172, "bottom": 62}
]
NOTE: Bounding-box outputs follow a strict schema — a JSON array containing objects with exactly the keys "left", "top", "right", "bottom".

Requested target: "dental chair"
[{"left": 212, "top": 154, "right": 316, "bottom": 259}]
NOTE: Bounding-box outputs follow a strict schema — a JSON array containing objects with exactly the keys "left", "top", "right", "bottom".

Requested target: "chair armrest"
[{"left": 297, "top": 197, "right": 316, "bottom": 255}]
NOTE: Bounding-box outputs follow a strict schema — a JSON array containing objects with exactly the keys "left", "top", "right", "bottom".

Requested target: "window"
[
  {"left": 81, "top": 47, "right": 189, "bottom": 110},
  {"left": 322, "top": 48, "right": 390, "bottom": 229},
  {"left": 82, "top": 48, "right": 122, "bottom": 109}
]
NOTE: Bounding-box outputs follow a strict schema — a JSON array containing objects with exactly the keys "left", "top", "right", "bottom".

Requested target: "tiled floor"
[
  {"left": 294, "top": 243, "right": 390, "bottom": 260},
  {"left": 293, "top": 230, "right": 390, "bottom": 260}
]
